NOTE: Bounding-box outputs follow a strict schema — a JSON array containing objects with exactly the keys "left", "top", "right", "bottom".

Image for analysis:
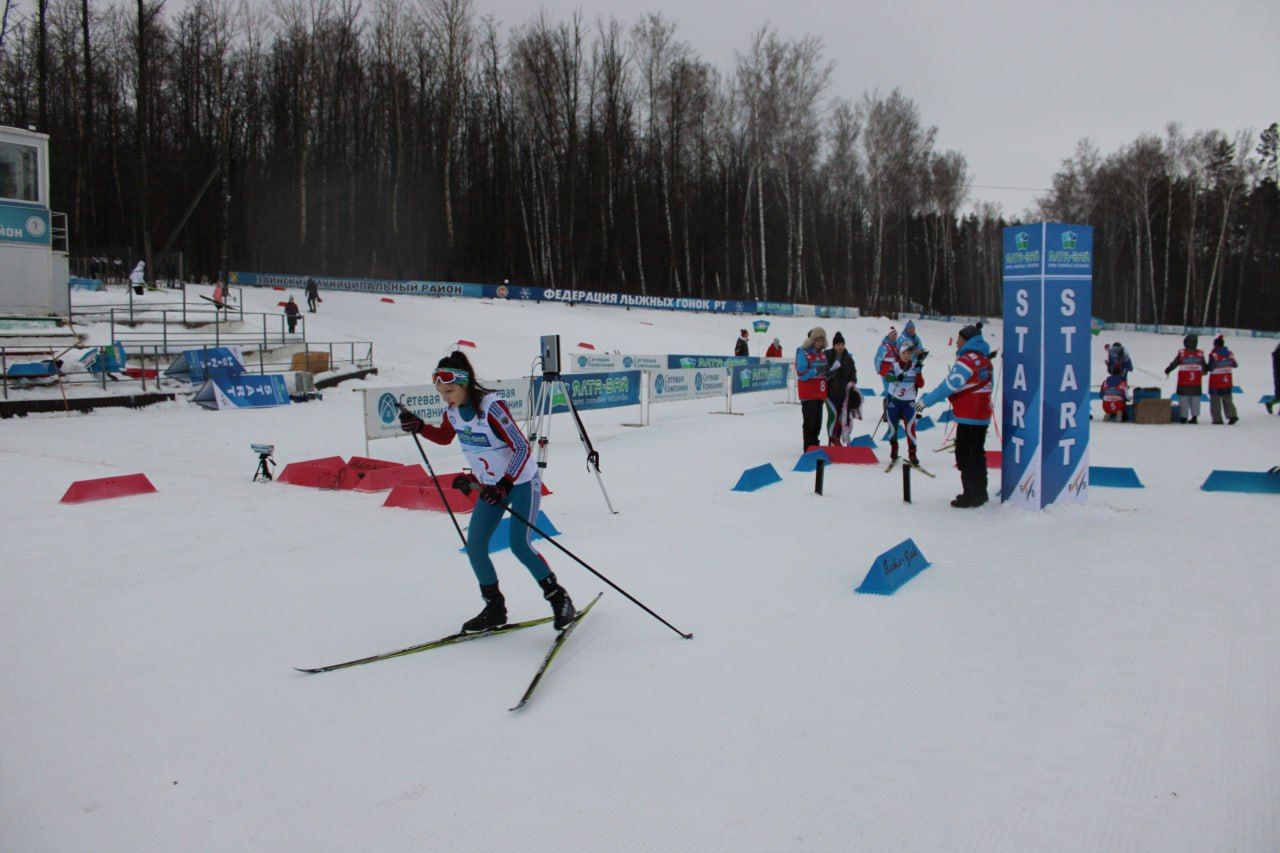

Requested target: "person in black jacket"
[
  {"left": 1269, "top": 342, "right": 1280, "bottom": 414},
  {"left": 734, "top": 329, "right": 749, "bottom": 357},
  {"left": 305, "top": 277, "right": 320, "bottom": 313},
  {"left": 284, "top": 296, "right": 301, "bottom": 333},
  {"left": 824, "top": 331, "right": 858, "bottom": 445}
]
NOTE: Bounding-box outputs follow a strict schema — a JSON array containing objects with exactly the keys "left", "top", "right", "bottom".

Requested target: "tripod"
[
  {"left": 253, "top": 452, "right": 276, "bottom": 482},
  {"left": 526, "top": 372, "right": 618, "bottom": 514}
]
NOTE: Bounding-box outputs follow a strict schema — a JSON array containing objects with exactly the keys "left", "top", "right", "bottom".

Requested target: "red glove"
[
  {"left": 451, "top": 472, "right": 479, "bottom": 494},
  {"left": 479, "top": 476, "right": 514, "bottom": 506}
]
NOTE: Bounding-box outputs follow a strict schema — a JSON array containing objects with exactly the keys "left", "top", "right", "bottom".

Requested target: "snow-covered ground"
[{"left": 3, "top": 285, "right": 1278, "bottom": 851}]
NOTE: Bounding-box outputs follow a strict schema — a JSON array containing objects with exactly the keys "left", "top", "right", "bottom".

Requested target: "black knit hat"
[
  {"left": 832, "top": 331, "right": 845, "bottom": 345},
  {"left": 1214, "top": 335, "right": 1225, "bottom": 348},
  {"left": 959, "top": 321, "right": 983, "bottom": 342}
]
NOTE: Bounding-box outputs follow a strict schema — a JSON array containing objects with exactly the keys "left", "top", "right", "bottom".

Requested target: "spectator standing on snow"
[
  {"left": 915, "top": 322, "right": 995, "bottom": 508},
  {"left": 765, "top": 338, "right": 783, "bottom": 359},
  {"left": 1105, "top": 342, "right": 1133, "bottom": 380},
  {"left": 399, "top": 351, "right": 577, "bottom": 633},
  {"left": 1270, "top": 343, "right": 1280, "bottom": 414},
  {"left": 795, "top": 327, "right": 829, "bottom": 451},
  {"left": 1207, "top": 335, "right": 1239, "bottom": 425},
  {"left": 284, "top": 296, "right": 300, "bottom": 333},
  {"left": 130, "top": 261, "right": 146, "bottom": 295},
  {"left": 824, "top": 332, "right": 857, "bottom": 445},
  {"left": 734, "top": 329, "right": 750, "bottom": 357},
  {"left": 1165, "top": 334, "right": 1209, "bottom": 424},
  {"left": 305, "top": 277, "right": 320, "bottom": 313}
]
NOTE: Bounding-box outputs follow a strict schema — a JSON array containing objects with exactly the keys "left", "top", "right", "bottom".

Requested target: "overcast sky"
[{"left": 478, "top": 0, "right": 1280, "bottom": 216}]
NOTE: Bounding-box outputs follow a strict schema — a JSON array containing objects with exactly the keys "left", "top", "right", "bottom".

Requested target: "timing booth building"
[{"left": 0, "top": 125, "right": 69, "bottom": 316}]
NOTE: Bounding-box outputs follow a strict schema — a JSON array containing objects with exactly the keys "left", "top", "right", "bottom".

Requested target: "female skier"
[{"left": 399, "top": 351, "right": 576, "bottom": 632}]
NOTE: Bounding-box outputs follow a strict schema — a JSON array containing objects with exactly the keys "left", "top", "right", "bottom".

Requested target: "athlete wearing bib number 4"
[{"left": 399, "top": 351, "right": 576, "bottom": 632}]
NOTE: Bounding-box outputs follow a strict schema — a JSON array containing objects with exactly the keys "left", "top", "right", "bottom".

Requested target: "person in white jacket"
[{"left": 130, "top": 261, "right": 146, "bottom": 296}]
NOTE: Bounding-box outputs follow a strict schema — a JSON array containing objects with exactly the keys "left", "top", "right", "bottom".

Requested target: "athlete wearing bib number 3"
[
  {"left": 399, "top": 351, "right": 577, "bottom": 632},
  {"left": 879, "top": 343, "right": 925, "bottom": 465}
]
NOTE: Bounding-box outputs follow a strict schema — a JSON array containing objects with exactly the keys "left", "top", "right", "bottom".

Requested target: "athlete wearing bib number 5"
[{"left": 398, "top": 351, "right": 576, "bottom": 632}]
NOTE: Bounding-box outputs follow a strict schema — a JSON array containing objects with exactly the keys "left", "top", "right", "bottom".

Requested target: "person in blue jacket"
[
  {"left": 915, "top": 323, "right": 995, "bottom": 508},
  {"left": 897, "top": 320, "right": 925, "bottom": 357},
  {"left": 1105, "top": 342, "right": 1133, "bottom": 380}
]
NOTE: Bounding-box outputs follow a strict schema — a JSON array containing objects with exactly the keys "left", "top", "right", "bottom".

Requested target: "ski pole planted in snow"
[
  {"left": 455, "top": 479, "right": 693, "bottom": 640},
  {"left": 397, "top": 402, "right": 469, "bottom": 548}
]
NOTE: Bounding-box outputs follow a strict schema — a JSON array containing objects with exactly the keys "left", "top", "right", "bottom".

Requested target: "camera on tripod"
[
  {"left": 540, "top": 334, "right": 562, "bottom": 378},
  {"left": 252, "top": 443, "right": 276, "bottom": 482}
]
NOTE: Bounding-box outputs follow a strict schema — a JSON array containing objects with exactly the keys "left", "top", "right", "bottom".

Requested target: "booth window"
[{"left": 0, "top": 141, "right": 40, "bottom": 203}]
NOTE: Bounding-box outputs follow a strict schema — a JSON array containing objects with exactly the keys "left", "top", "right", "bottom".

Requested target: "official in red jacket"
[
  {"left": 1164, "top": 334, "right": 1208, "bottom": 424},
  {"left": 1206, "top": 335, "right": 1239, "bottom": 425}
]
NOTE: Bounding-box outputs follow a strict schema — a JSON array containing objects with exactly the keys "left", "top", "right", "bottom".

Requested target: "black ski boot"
[
  {"left": 462, "top": 583, "right": 507, "bottom": 633},
  {"left": 889, "top": 439, "right": 900, "bottom": 461},
  {"left": 538, "top": 572, "right": 576, "bottom": 630},
  {"left": 1189, "top": 416, "right": 1198, "bottom": 424},
  {"left": 908, "top": 446, "right": 920, "bottom": 467}
]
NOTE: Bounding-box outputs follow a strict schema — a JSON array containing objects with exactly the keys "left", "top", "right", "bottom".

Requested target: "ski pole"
[
  {"left": 397, "top": 403, "right": 468, "bottom": 548},
  {"left": 457, "top": 480, "right": 693, "bottom": 640}
]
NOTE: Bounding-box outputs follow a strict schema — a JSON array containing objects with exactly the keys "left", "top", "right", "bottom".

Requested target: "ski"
[
  {"left": 884, "top": 457, "right": 901, "bottom": 473},
  {"left": 295, "top": 615, "right": 554, "bottom": 674},
  {"left": 510, "top": 592, "right": 603, "bottom": 711},
  {"left": 933, "top": 441, "right": 955, "bottom": 453},
  {"left": 907, "top": 462, "right": 936, "bottom": 478}
]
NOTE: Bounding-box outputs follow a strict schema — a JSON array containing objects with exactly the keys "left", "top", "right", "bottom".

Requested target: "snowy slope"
[{"left": 2, "top": 285, "right": 1278, "bottom": 851}]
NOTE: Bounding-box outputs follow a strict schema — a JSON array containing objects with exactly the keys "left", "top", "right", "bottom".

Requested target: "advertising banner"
[
  {"left": 730, "top": 362, "right": 789, "bottom": 394},
  {"left": 568, "top": 353, "right": 666, "bottom": 372},
  {"left": 1041, "top": 224, "right": 1093, "bottom": 504},
  {"left": 667, "top": 354, "right": 758, "bottom": 369},
  {"left": 193, "top": 374, "right": 291, "bottom": 409},
  {"left": 648, "top": 368, "right": 729, "bottom": 404},
  {"left": 532, "top": 370, "right": 642, "bottom": 414},
  {"left": 231, "top": 271, "right": 491, "bottom": 299},
  {"left": 0, "top": 201, "right": 51, "bottom": 246},
  {"left": 364, "top": 379, "right": 531, "bottom": 441},
  {"left": 166, "top": 346, "right": 246, "bottom": 383},
  {"left": 1001, "top": 223, "right": 1092, "bottom": 508}
]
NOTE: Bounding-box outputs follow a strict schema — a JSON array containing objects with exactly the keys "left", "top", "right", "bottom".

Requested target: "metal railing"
[
  {"left": 102, "top": 308, "right": 307, "bottom": 356},
  {"left": 72, "top": 285, "right": 246, "bottom": 326},
  {"left": 1, "top": 341, "right": 374, "bottom": 401}
]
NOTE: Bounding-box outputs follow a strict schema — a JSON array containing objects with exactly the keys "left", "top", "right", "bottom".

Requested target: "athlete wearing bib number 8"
[
  {"left": 878, "top": 344, "right": 925, "bottom": 465},
  {"left": 400, "top": 351, "right": 576, "bottom": 631}
]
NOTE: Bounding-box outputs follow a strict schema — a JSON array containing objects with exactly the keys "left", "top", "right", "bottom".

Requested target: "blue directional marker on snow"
[
  {"left": 793, "top": 449, "right": 830, "bottom": 472},
  {"left": 856, "top": 538, "right": 931, "bottom": 595},
  {"left": 733, "top": 463, "right": 782, "bottom": 492},
  {"left": 1200, "top": 470, "right": 1280, "bottom": 495},
  {"left": 1088, "top": 466, "right": 1143, "bottom": 488}
]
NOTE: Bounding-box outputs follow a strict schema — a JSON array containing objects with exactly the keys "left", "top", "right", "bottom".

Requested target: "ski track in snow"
[{"left": 2, "top": 286, "right": 1279, "bottom": 851}]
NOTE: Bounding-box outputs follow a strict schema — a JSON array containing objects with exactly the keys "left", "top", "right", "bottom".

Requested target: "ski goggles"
[{"left": 432, "top": 368, "right": 471, "bottom": 386}]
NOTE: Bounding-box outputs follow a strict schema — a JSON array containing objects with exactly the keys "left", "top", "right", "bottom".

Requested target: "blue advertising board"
[
  {"left": 167, "top": 346, "right": 246, "bottom": 383},
  {"left": 730, "top": 362, "right": 789, "bottom": 394},
  {"left": 0, "top": 201, "right": 51, "bottom": 246},
  {"left": 533, "top": 370, "right": 642, "bottom": 414},
  {"left": 668, "top": 354, "right": 759, "bottom": 369},
  {"left": 1001, "top": 223, "right": 1092, "bottom": 508},
  {"left": 193, "top": 374, "right": 292, "bottom": 409}
]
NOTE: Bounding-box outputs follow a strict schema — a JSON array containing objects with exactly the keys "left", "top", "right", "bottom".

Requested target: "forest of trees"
[{"left": 1, "top": 0, "right": 1276, "bottom": 327}]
